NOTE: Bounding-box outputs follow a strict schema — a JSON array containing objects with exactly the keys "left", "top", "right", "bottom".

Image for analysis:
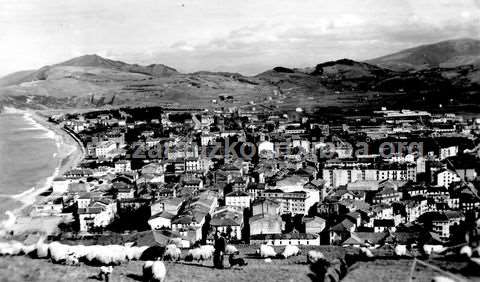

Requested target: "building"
[
  {"left": 114, "top": 160, "right": 131, "bottom": 173},
  {"left": 439, "top": 146, "right": 459, "bottom": 160},
  {"left": 436, "top": 169, "right": 461, "bottom": 188},
  {"left": 148, "top": 211, "right": 176, "bottom": 229},
  {"left": 210, "top": 208, "right": 244, "bottom": 241},
  {"left": 430, "top": 211, "right": 464, "bottom": 240},
  {"left": 250, "top": 231, "right": 320, "bottom": 246},
  {"left": 304, "top": 216, "right": 326, "bottom": 234},
  {"left": 78, "top": 199, "right": 117, "bottom": 232},
  {"left": 261, "top": 189, "right": 312, "bottom": 215},
  {"left": 323, "top": 162, "right": 416, "bottom": 188},
  {"left": 95, "top": 141, "right": 117, "bottom": 158},
  {"left": 225, "top": 191, "right": 251, "bottom": 209},
  {"left": 372, "top": 188, "right": 402, "bottom": 204},
  {"left": 52, "top": 177, "right": 70, "bottom": 194},
  {"left": 252, "top": 198, "right": 280, "bottom": 216}
]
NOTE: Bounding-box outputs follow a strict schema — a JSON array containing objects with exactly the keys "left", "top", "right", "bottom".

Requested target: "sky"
[{"left": 0, "top": 0, "right": 479, "bottom": 76}]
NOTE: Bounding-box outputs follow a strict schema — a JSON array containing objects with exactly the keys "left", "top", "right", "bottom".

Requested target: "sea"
[{"left": 0, "top": 110, "right": 61, "bottom": 223}]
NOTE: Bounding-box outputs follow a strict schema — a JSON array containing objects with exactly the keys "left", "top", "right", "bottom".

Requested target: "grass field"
[{"left": 0, "top": 245, "right": 479, "bottom": 282}]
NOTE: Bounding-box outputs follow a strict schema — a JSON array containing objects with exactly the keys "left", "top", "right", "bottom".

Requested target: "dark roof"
[
  {"left": 149, "top": 211, "right": 176, "bottom": 220},
  {"left": 226, "top": 190, "right": 250, "bottom": 197},
  {"left": 330, "top": 218, "right": 355, "bottom": 232},
  {"left": 374, "top": 219, "right": 395, "bottom": 227}
]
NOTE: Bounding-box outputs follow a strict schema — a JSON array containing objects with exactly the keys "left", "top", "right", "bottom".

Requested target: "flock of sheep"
[{"left": 2, "top": 238, "right": 478, "bottom": 282}]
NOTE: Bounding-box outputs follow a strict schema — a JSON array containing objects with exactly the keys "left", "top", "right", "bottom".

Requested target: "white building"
[
  {"left": 439, "top": 146, "right": 459, "bottom": 160},
  {"left": 225, "top": 191, "right": 251, "bottom": 209},
  {"left": 148, "top": 211, "right": 176, "bottom": 229},
  {"left": 95, "top": 141, "right": 117, "bottom": 158},
  {"left": 52, "top": 177, "right": 70, "bottom": 194},
  {"left": 114, "top": 160, "right": 131, "bottom": 173},
  {"left": 436, "top": 169, "right": 461, "bottom": 188}
]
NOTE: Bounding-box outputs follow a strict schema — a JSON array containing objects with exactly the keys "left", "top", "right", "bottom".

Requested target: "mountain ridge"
[
  {"left": 1, "top": 39, "right": 479, "bottom": 113},
  {"left": 366, "top": 38, "right": 480, "bottom": 71}
]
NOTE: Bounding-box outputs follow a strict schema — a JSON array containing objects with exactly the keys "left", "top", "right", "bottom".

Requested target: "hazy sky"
[{"left": 0, "top": 0, "right": 479, "bottom": 76}]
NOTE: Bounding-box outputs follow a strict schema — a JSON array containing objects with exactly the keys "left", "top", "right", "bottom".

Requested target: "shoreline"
[{"left": 0, "top": 107, "right": 86, "bottom": 233}]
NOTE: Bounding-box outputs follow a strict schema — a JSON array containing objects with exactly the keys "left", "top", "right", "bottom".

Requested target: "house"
[
  {"left": 338, "top": 190, "right": 366, "bottom": 201},
  {"left": 114, "top": 160, "right": 131, "bottom": 173},
  {"left": 225, "top": 190, "right": 251, "bottom": 209},
  {"left": 250, "top": 231, "right": 320, "bottom": 246},
  {"left": 113, "top": 182, "right": 135, "bottom": 199},
  {"left": 404, "top": 199, "right": 428, "bottom": 223},
  {"left": 439, "top": 145, "right": 458, "bottom": 160},
  {"left": 260, "top": 189, "right": 317, "bottom": 215},
  {"left": 430, "top": 211, "right": 465, "bottom": 240},
  {"left": 182, "top": 178, "right": 204, "bottom": 191},
  {"left": 148, "top": 211, "right": 176, "bottom": 229},
  {"left": 435, "top": 169, "right": 461, "bottom": 188},
  {"left": 246, "top": 183, "right": 266, "bottom": 199},
  {"left": 52, "top": 177, "right": 70, "bottom": 194},
  {"left": 329, "top": 218, "right": 356, "bottom": 245},
  {"left": 342, "top": 231, "right": 388, "bottom": 248},
  {"left": 210, "top": 208, "right": 244, "bottom": 241},
  {"left": 31, "top": 197, "right": 63, "bottom": 216},
  {"left": 303, "top": 216, "right": 326, "bottom": 234},
  {"left": 317, "top": 202, "right": 348, "bottom": 219},
  {"left": 95, "top": 141, "right": 117, "bottom": 159},
  {"left": 252, "top": 198, "right": 280, "bottom": 216},
  {"left": 150, "top": 198, "right": 184, "bottom": 216},
  {"left": 249, "top": 214, "right": 283, "bottom": 236},
  {"left": 373, "top": 219, "right": 396, "bottom": 232},
  {"left": 78, "top": 199, "right": 117, "bottom": 232},
  {"left": 372, "top": 188, "right": 402, "bottom": 204},
  {"left": 346, "top": 180, "right": 381, "bottom": 192}
]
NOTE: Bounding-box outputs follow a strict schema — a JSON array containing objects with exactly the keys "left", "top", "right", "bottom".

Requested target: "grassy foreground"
[{"left": 0, "top": 245, "right": 478, "bottom": 282}]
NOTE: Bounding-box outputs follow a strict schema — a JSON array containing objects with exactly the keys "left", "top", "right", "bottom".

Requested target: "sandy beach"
[{"left": 0, "top": 107, "right": 85, "bottom": 233}]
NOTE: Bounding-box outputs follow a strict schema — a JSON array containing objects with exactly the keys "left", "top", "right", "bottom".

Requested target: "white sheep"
[
  {"left": 49, "top": 242, "right": 70, "bottom": 263},
  {"left": 143, "top": 261, "right": 166, "bottom": 282},
  {"left": 186, "top": 248, "right": 209, "bottom": 262},
  {"left": 35, "top": 242, "right": 50, "bottom": 258},
  {"left": 264, "top": 258, "right": 272, "bottom": 263},
  {"left": 65, "top": 254, "right": 80, "bottom": 266},
  {"left": 432, "top": 276, "right": 455, "bottom": 282},
  {"left": 459, "top": 245, "right": 472, "bottom": 257},
  {"left": 360, "top": 247, "right": 374, "bottom": 258},
  {"left": 200, "top": 245, "right": 215, "bottom": 256},
  {"left": 225, "top": 245, "right": 239, "bottom": 255},
  {"left": 0, "top": 241, "right": 23, "bottom": 256},
  {"left": 307, "top": 250, "right": 325, "bottom": 263},
  {"left": 256, "top": 244, "right": 276, "bottom": 258},
  {"left": 423, "top": 245, "right": 445, "bottom": 255},
  {"left": 280, "top": 245, "right": 300, "bottom": 258},
  {"left": 164, "top": 244, "right": 181, "bottom": 261},
  {"left": 126, "top": 246, "right": 148, "bottom": 260},
  {"left": 394, "top": 245, "right": 407, "bottom": 256}
]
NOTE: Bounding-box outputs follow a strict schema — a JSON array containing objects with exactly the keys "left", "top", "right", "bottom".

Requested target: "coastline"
[{"left": 0, "top": 107, "right": 86, "bottom": 233}]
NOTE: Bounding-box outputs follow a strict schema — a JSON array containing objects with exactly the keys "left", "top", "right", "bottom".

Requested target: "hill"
[
  {"left": 1, "top": 41, "right": 480, "bottom": 114},
  {"left": 367, "top": 38, "right": 480, "bottom": 71}
]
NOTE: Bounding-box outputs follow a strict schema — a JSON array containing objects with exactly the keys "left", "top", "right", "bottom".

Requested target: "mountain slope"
[
  {"left": 0, "top": 54, "right": 178, "bottom": 87},
  {"left": 367, "top": 38, "right": 480, "bottom": 71},
  {"left": 0, "top": 70, "right": 38, "bottom": 87},
  {"left": 1, "top": 44, "right": 480, "bottom": 113}
]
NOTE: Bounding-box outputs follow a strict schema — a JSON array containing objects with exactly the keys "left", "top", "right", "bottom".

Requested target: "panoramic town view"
[{"left": 0, "top": 1, "right": 480, "bottom": 281}]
